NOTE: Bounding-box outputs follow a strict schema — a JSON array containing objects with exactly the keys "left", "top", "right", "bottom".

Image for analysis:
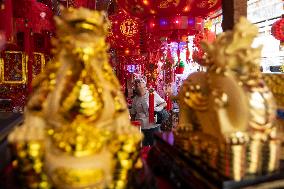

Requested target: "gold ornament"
[
  {"left": 120, "top": 19, "right": 138, "bottom": 37},
  {"left": 175, "top": 17, "right": 281, "bottom": 181},
  {"left": 263, "top": 73, "right": 284, "bottom": 160},
  {"left": 9, "top": 7, "right": 141, "bottom": 189}
]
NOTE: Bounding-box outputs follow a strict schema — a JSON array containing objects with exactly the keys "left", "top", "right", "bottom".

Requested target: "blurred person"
[{"left": 131, "top": 78, "right": 166, "bottom": 146}]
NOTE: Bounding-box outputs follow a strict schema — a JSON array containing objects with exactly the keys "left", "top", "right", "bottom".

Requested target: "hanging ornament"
[
  {"left": 149, "top": 89, "right": 155, "bottom": 123},
  {"left": 185, "top": 44, "right": 190, "bottom": 62},
  {"left": 271, "top": 18, "right": 284, "bottom": 42},
  {"left": 175, "top": 60, "right": 185, "bottom": 74},
  {"left": 117, "top": 0, "right": 194, "bottom": 18},
  {"left": 177, "top": 42, "right": 180, "bottom": 63},
  {"left": 190, "top": 0, "right": 222, "bottom": 17},
  {"left": 107, "top": 10, "right": 141, "bottom": 56}
]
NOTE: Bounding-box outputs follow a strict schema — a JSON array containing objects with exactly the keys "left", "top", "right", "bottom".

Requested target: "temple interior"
[{"left": 0, "top": 0, "right": 283, "bottom": 189}]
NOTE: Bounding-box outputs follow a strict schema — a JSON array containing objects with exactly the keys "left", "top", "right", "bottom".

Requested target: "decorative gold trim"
[
  {"left": 53, "top": 167, "right": 104, "bottom": 187},
  {"left": 1, "top": 51, "right": 27, "bottom": 84},
  {"left": 33, "top": 52, "right": 46, "bottom": 73},
  {"left": 0, "top": 58, "right": 4, "bottom": 84},
  {"left": 0, "top": 52, "right": 46, "bottom": 84}
]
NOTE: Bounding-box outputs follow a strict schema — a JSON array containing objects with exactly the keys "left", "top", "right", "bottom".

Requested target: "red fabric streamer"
[
  {"left": 149, "top": 89, "right": 155, "bottom": 123},
  {"left": 177, "top": 43, "right": 180, "bottom": 63},
  {"left": 186, "top": 45, "right": 190, "bottom": 61},
  {"left": 1, "top": 0, "right": 13, "bottom": 41}
]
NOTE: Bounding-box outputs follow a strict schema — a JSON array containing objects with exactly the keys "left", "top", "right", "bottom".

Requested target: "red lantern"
[
  {"left": 117, "top": 0, "right": 194, "bottom": 18},
  {"left": 271, "top": 18, "right": 284, "bottom": 42},
  {"left": 107, "top": 11, "right": 141, "bottom": 55}
]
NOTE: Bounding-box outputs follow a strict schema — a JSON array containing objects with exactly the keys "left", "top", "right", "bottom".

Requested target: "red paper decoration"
[
  {"left": 107, "top": 11, "right": 141, "bottom": 55},
  {"left": 117, "top": 0, "right": 194, "bottom": 18},
  {"left": 271, "top": 18, "right": 284, "bottom": 42},
  {"left": 190, "top": 0, "right": 222, "bottom": 17},
  {"left": 117, "top": 0, "right": 221, "bottom": 18}
]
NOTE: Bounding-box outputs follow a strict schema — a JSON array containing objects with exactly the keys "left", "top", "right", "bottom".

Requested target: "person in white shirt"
[{"left": 131, "top": 78, "right": 167, "bottom": 146}]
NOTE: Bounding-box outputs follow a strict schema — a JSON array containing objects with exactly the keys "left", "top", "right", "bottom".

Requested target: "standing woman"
[{"left": 131, "top": 79, "right": 167, "bottom": 146}]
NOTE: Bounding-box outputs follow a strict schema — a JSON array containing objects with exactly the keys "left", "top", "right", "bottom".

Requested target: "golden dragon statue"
[
  {"left": 8, "top": 7, "right": 141, "bottom": 189},
  {"left": 175, "top": 17, "right": 282, "bottom": 181}
]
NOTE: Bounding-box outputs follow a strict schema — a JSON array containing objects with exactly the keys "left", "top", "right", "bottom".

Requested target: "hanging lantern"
[
  {"left": 271, "top": 18, "right": 284, "bottom": 42},
  {"left": 107, "top": 11, "right": 141, "bottom": 56}
]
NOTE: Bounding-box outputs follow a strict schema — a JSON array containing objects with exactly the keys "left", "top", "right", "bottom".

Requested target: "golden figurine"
[
  {"left": 263, "top": 73, "right": 284, "bottom": 160},
  {"left": 9, "top": 7, "right": 141, "bottom": 189},
  {"left": 175, "top": 17, "right": 282, "bottom": 181}
]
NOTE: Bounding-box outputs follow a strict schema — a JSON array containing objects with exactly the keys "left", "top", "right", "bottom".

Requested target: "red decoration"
[
  {"left": 0, "top": 51, "right": 49, "bottom": 111},
  {"left": 56, "top": 0, "right": 97, "bottom": 9},
  {"left": 163, "top": 48, "right": 174, "bottom": 84},
  {"left": 271, "top": 18, "right": 284, "bottom": 42},
  {"left": 146, "top": 16, "right": 203, "bottom": 35},
  {"left": 24, "top": 30, "right": 34, "bottom": 93},
  {"left": 192, "top": 30, "right": 216, "bottom": 65},
  {"left": 0, "top": 0, "right": 13, "bottom": 41},
  {"left": 117, "top": 0, "right": 221, "bottom": 18},
  {"left": 192, "top": 49, "right": 206, "bottom": 66},
  {"left": 143, "top": 16, "right": 204, "bottom": 56},
  {"left": 165, "top": 94, "right": 172, "bottom": 111},
  {"left": 204, "top": 28, "right": 216, "bottom": 43},
  {"left": 177, "top": 43, "right": 180, "bottom": 63},
  {"left": 149, "top": 89, "right": 155, "bottom": 123},
  {"left": 108, "top": 11, "right": 141, "bottom": 56},
  {"left": 175, "top": 67, "right": 184, "bottom": 74},
  {"left": 13, "top": 1, "right": 54, "bottom": 34},
  {"left": 190, "top": 0, "right": 222, "bottom": 17},
  {"left": 117, "top": 0, "right": 194, "bottom": 18},
  {"left": 186, "top": 44, "right": 190, "bottom": 61}
]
